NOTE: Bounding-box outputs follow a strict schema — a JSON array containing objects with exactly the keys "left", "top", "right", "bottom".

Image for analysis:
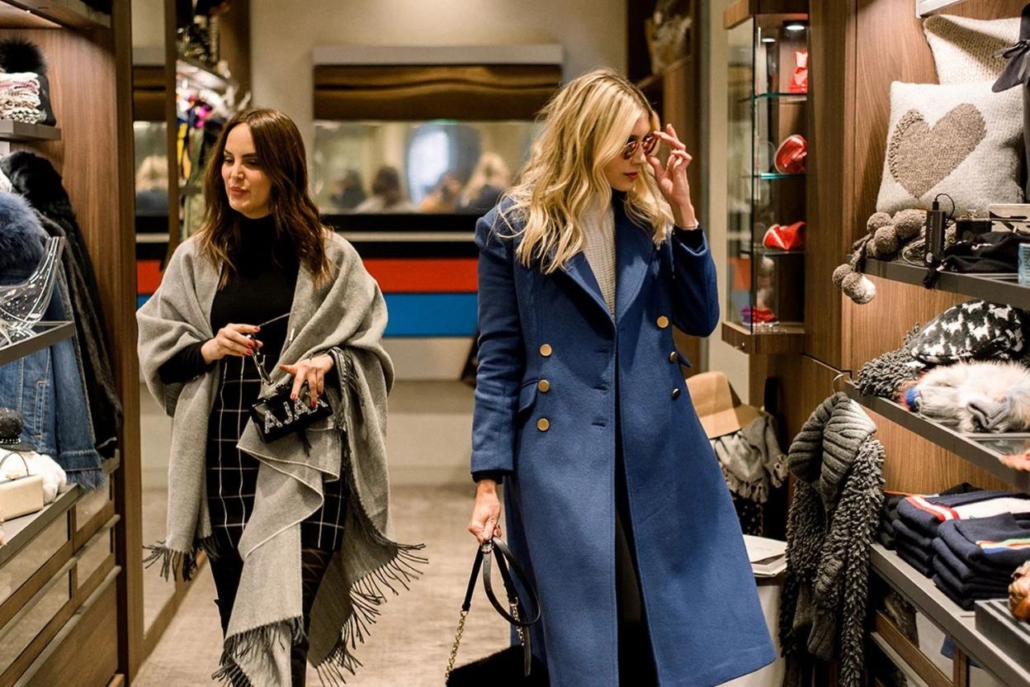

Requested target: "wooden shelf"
[
  {"left": 844, "top": 383, "right": 1030, "bottom": 492},
  {"left": 0, "top": 321, "right": 74, "bottom": 367},
  {"left": 916, "top": 0, "right": 967, "bottom": 18},
  {"left": 0, "top": 0, "right": 110, "bottom": 30},
  {"left": 721, "top": 320, "right": 805, "bottom": 355},
  {"left": 864, "top": 258, "right": 1030, "bottom": 310},
  {"left": 0, "top": 120, "right": 61, "bottom": 142},
  {"left": 0, "top": 453, "right": 117, "bottom": 567},
  {"left": 871, "top": 543, "right": 1030, "bottom": 687}
]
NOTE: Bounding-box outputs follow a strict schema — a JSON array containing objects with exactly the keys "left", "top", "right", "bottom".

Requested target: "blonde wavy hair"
[{"left": 500, "top": 68, "right": 674, "bottom": 273}]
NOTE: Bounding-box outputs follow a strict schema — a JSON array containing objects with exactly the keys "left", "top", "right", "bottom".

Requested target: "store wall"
[
  {"left": 701, "top": 0, "right": 750, "bottom": 398},
  {"left": 250, "top": 0, "right": 627, "bottom": 154}
]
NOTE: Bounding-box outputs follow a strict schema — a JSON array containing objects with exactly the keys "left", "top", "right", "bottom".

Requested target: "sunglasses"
[{"left": 621, "top": 133, "right": 659, "bottom": 160}]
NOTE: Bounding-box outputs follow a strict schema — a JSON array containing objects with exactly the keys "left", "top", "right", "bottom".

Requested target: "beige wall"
[
  {"left": 701, "top": 0, "right": 750, "bottom": 398},
  {"left": 131, "top": 0, "right": 164, "bottom": 49},
  {"left": 251, "top": 0, "right": 628, "bottom": 154}
]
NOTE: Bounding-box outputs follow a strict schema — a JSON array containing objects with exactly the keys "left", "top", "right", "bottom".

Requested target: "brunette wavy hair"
[{"left": 196, "top": 108, "right": 331, "bottom": 287}]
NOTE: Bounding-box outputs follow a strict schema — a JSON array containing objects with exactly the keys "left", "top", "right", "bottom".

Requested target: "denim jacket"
[{"left": 0, "top": 254, "right": 104, "bottom": 489}]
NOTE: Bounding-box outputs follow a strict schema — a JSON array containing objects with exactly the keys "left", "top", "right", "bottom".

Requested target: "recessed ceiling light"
[{"left": 785, "top": 22, "right": 806, "bottom": 32}]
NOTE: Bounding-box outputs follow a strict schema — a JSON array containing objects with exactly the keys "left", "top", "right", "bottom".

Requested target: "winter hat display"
[
  {"left": 0, "top": 408, "right": 68, "bottom": 522},
  {"left": 907, "top": 300, "right": 1029, "bottom": 364},
  {"left": 762, "top": 221, "right": 805, "bottom": 251},
  {"left": 923, "top": 14, "right": 1020, "bottom": 84},
  {"left": 774, "top": 134, "right": 807, "bottom": 175},
  {"left": 0, "top": 39, "right": 55, "bottom": 126}
]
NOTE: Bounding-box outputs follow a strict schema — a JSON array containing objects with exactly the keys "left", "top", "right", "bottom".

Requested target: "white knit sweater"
[{"left": 582, "top": 204, "right": 617, "bottom": 315}]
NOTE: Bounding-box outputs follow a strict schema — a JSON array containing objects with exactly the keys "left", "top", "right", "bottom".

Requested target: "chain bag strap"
[{"left": 445, "top": 536, "right": 542, "bottom": 680}]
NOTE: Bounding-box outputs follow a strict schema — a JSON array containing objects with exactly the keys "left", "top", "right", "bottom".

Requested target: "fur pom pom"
[{"left": 0, "top": 38, "right": 47, "bottom": 75}]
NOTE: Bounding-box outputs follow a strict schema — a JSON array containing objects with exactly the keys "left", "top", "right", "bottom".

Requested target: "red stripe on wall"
[
  {"left": 137, "top": 260, "right": 163, "bottom": 295},
  {"left": 363, "top": 258, "right": 478, "bottom": 293}
]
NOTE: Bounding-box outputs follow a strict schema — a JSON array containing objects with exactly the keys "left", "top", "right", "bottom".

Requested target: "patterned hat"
[{"left": 0, "top": 407, "right": 34, "bottom": 452}]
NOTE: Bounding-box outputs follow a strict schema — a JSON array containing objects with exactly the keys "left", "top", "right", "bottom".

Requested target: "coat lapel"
[
  {"left": 559, "top": 249, "right": 612, "bottom": 322},
  {"left": 614, "top": 211, "right": 655, "bottom": 322}
]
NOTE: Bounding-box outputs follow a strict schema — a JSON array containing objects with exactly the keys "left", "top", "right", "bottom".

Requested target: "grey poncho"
[{"left": 137, "top": 232, "right": 425, "bottom": 685}]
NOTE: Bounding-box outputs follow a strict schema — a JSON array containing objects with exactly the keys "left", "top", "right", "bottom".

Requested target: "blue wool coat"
[{"left": 472, "top": 197, "right": 775, "bottom": 687}]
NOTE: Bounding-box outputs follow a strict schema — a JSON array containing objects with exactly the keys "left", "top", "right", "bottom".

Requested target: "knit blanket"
[
  {"left": 137, "top": 232, "right": 425, "bottom": 686},
  {"left": 780, "top": 393, "right": 885, "bottom": 687}
]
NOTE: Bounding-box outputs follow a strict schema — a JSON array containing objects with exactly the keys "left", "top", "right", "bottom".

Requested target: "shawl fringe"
[
  {"left": 66, "top": 467, "right": 107, "bottom": 492},
  {"left": 142, "top": 535, "right": 221, "bottom": 582},
  {"left": 212, "top": 617, "right": 306, "bottom": 687}
]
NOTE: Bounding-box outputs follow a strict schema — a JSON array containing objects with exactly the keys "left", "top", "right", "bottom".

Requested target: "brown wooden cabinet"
[{"left": 0, "top": 2, "right": 137, "bottom": 684}]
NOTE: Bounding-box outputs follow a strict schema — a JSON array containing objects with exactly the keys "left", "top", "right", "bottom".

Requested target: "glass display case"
[{"left": 724, "top": 9, "right": 808, "bottom": 354}]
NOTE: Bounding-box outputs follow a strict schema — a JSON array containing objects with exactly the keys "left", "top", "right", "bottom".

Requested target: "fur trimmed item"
[
  {"left": 0, "top": 38, "right": 55, "bottom": 126},
  {"left": 901, "top": 360, "right": 1030, "bottom": 433},
  {"left": 0, "top": 190, "right": 44, "bottom": 271}
]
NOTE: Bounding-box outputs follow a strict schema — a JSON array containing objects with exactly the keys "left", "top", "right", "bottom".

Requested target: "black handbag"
[
  {"left": 247, "top": 332, "right": 333, "bottom": 444},
  {"left": 446, "top": 537, "right": 548, "bottom": 686}
]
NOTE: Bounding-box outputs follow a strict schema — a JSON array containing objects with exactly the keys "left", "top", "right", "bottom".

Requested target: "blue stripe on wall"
[{"left": 384, "top": 294, "right": 478, "bottom": 337}]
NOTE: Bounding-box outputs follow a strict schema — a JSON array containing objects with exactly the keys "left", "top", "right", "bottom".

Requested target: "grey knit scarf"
[
  {"left": 137, "top": 233, "right": 425, "bottom": 686},
  {"left": 779, "top": 393, "right": 885, "bottom": 687}
]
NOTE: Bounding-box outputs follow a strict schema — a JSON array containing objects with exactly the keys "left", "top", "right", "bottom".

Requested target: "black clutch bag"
[
  {"left": 247, "top": 338, "right": 333, "bottom": 444},
  {"left": 249, "top": 382, "right": 333, "bottom": 444},
  {"left": 445, "top": 537, "right": 548, "bottom": 686}
]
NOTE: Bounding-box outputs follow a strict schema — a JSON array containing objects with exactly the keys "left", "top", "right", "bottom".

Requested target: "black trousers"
[
  {"left": 615, "top": 448, "right": 660, "bottom": 686},
  {"left": 209, "top": 548, "right": 333, "bottom": 687}
]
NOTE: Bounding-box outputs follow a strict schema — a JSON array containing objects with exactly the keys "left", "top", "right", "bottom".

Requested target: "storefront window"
[{"left": 312, "top": 119, "right": 541, "bottom": 215}]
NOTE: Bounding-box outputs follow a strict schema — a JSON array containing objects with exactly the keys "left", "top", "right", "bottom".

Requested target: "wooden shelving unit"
[
  {"left": 845, "top": 383, "right": 1030, "bottom": 492},
  {"left": 721, "top": 321, "right": 806, "bottom": 355},
  {"left": 872, "top": 544, "right": 1030, "bottom": 687},
  {"left": 1, "top": 0, "right": 109, "bottom": 30},
  {"left": 0, "top": 120, "right": 60, "bottom": 142},
  {"left": 864, "top": 258, "right": 1030, "bottom": 310}
]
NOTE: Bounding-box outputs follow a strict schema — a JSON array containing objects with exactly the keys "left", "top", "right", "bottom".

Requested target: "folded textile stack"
[
  {"left": 877, "top": 490, "right": 910, "bottom": 548},
  {"left": 0, "top": 72, "right": 43, "bottom": 124},
  {"left": 892, "top": 490, "right": 1030, "bottom": 577},
  {"left": 932, "top": 513, "right": 1030, "bottom": 609}
]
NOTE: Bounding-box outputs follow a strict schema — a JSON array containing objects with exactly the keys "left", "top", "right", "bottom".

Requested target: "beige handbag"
[{"left": 0, "top": 451, "right": 45, "bottom": 521}]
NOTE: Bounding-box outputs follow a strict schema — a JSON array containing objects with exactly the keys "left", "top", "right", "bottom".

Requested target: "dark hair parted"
[{"left": 196, "top": 107, "right": 331, "bottom": 288}]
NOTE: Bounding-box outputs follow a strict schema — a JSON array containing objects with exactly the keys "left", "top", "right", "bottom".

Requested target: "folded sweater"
[{"left": 936, "top": 513, "right": 1030, "bottom": 571}]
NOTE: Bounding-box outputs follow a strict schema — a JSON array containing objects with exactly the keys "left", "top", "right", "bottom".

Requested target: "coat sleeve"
[
  {"left": 470, "top": 210, "right": 524, "bottom": 475},
  {"left": 667, "top": 227, "right": 720, "bottom": 337}
]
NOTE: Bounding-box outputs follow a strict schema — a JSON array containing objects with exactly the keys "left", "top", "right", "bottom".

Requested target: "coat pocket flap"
[{"left": 517, "top": 380, "right": 538, "bottom": 414}]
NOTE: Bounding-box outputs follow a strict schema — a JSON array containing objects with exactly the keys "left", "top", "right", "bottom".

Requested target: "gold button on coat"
[
  {"left": 671, "top": 388, "right": 681, "bottom": 400},
  {"left": 540, "top": 344, "right": 553, "bottom": 357},
  {"left": 537, "top": 418, "right": 550, "bottom": 431},
  {"left": 538, "top": 379, "right": 551, "bottom": 393},
  {"left": 657, "top": 316, "right": 670, "bottom": 329},
  {"left": 668, "top": 351, "right": 678, "bottom": 363}
]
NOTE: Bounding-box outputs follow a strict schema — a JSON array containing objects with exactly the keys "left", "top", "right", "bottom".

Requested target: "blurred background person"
[
  {"left": 457, "top": 151, "right": 511, "bottom": 214},
  {"left": 328, "top": 169, "right": 366, "bottom": 210},
  {"left": 355, "top": 165, "right": 415, "bottom": 212}
]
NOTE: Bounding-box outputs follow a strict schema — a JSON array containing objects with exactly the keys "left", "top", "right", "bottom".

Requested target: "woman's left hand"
[
  {"left": 648, "top": 123, "right": 698, "bottom": 228},
  {"left": 280, "top": 354, "right": 334, "bottom": 407}
]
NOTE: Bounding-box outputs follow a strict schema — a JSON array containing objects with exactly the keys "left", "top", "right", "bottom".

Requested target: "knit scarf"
[
  {"left": 137, "top": 233, "right": 425, "bottom": 686},
  {"left": 780, "top": 392, "right": 885, "bottom": 687}
]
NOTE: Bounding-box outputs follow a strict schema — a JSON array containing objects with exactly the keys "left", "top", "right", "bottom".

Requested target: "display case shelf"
[
  {"left": 871, "top": 543, "right": 1030, "bottom": 687},
  {"left": 0, "top": 322, "right": 75, "bottom": 367},
  {"left": 0, "top": 121, "right": 60, "bottom": 142},
  {"left": 721, "top": 321, "right": 805, "bottom": 355},
  {"left": 0, "top": 0, "right": 110, "bottom": 30},
  {"left": 844, "top": 382, "right": 1030, "bottom": 492},
  {"left": 863, "top": 258, "right": 1030, "bottom": 310},
  {"left": 0, "top": 453, "right": 118, "bottom": 567},
  {"left": 739, "top": 92, "right": 808, "bottom": 103},
  {"left": 755, "top": 172, "right": 806, "bottom": 180},
  {"left": 177, "top": 56, "right": 234, "bottom": 93}
]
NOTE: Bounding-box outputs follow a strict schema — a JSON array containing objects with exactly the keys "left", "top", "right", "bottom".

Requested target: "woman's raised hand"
[
  {"left": 648, "top": 123, "right": 698, "bottom": 228},
  {"left": 280, "top": 354, "right": 335, "bottom": 407},
  {"left": 201, "top": 323, "right": 262, "bottom": 363},
  {"left": 468, "top": 479, "right": 503, "bottom": 543}
]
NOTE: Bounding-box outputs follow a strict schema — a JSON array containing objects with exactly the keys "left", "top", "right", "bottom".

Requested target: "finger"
[
  {"left": 290, "top": 374, "right": 305, "bottom": 401},
  {"left": 308, "top": 371, "right": 321, "bottom": 406},
  {"left": 653, "top": 130, "right": 686, "bottom": 151},
  {"left": 317, "top": 371, "right": 326, "bottom": 398},
  {"left": 225, "top": 342, "right": 251, "bottom": 357},
  {"left": 229, "top": 323, "right": 261, "bottom": 334},
  {"left": 279, "top": 363, "right": 298, "bottom": 376},
  {"left": 227, "top": 330, "right": 256, "bottom": 350},
  {"left": 647, "top": 155, "right": 664, "bottom": 178}
]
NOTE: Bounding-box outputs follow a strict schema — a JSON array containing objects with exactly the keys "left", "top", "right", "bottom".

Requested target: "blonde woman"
[{"left": 467, "top": 69, "right": 774, "bottom": 686}]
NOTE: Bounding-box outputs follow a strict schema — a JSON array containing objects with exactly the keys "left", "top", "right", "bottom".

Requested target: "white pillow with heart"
[{"left": 876, "top": 81, "right": 1023, "bottom": 216}]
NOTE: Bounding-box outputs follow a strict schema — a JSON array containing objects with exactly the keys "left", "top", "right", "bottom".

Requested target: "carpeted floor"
[{"left": 133, "top": 483, "right": 508, "bottom": 686}]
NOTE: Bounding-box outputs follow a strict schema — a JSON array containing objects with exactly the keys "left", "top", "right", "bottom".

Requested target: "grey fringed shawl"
[{"left": 137, "top": 232, "right": 425, "bottom": 686}]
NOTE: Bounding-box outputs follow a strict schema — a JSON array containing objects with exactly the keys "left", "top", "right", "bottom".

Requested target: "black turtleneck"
[{"left": 158, "top": 214, "right": 300, "bottom": 385}]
